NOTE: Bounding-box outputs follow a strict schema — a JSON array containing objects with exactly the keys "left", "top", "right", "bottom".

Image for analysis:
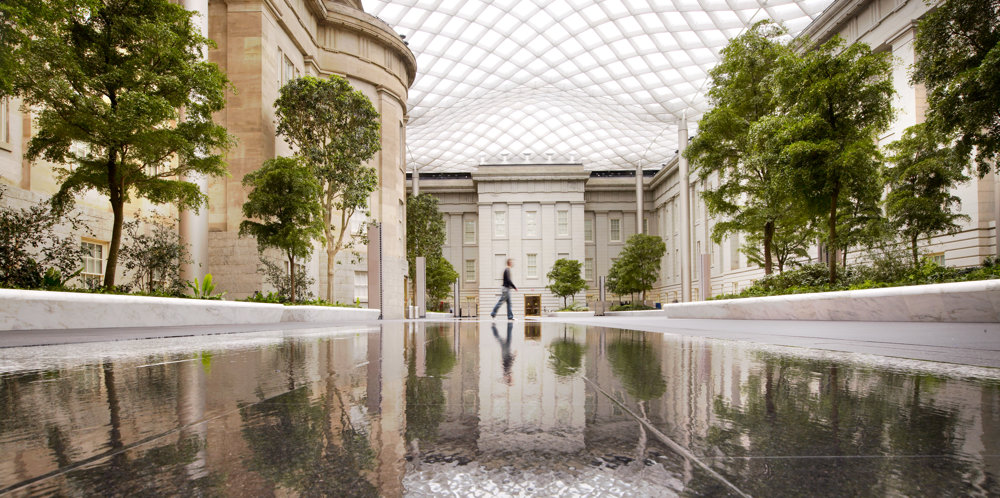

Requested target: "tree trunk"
[
  {"left": 104, "top": 154, "right": 123, "bottom": 290},
  {"left": 911, "top": 233, "right": 920, "bottom": 267},
  {"left": 763, "top": 220, "right": 774, "bottom": 275},
  {"left": 288, "top": 252, "right": 296, "bottom": 302},
  {"left": 827, "top": 188, "right": 840, "bottom": 284}
]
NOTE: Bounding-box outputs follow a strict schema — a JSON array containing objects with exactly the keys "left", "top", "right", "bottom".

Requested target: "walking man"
[{"left": 491, "top": 258, "right": 517, "bottom": 320}]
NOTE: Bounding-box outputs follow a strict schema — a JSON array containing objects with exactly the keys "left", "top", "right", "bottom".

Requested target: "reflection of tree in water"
[
  {"left": 705, "top": 355, "right": 996, "bottom": 496},
  {"left": 607, "top": 334, "right": 666, "bottom": 402},
  {"left": 56, "top": 362, "right": 222, "bottom": 496},
  {"left": 240, "top": 383, "right": 377, "bottom": 496},
  {"left": 547, "top": 329, "right": 586, "bottom": 379},
  {"left": 405, "top": 329, "right": 456, "bottom": 444}
]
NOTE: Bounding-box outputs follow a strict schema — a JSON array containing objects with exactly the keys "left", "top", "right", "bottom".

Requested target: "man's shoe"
[{"left": 490, "top": 313, "right": 496, "bottom": 319}]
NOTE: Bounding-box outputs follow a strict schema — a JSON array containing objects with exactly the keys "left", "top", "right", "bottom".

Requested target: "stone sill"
[
  {"left": 0, "top": 289, "right": 380, "bottom": 331},
  {"left": 662, "top": 279, "right": 1000, "bottom": 322}
]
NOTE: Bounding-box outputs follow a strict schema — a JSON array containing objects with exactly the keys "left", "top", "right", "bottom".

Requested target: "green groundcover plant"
[{"left": 712, "top": 258, "right": 1000, "bottom": 300}]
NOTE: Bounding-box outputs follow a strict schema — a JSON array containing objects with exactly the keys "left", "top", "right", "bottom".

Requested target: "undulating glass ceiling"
[{"left": 365, "top": 0, "right": 833, "bottom": 172}]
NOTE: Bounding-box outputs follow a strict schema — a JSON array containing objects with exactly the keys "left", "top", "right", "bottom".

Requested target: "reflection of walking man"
[
  {"left": 492, "top": 321, "right": 515, "bottom": 386},
  {"left": 491, "top": 258, "right": 517, "bottom": 320}
]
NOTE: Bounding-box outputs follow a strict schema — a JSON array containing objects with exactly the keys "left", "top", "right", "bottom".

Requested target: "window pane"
[
  {"left": 525, "top": 211, "right": 537, "bottom": 237},
  {"left": 464, "top": 220, "right": 476, "bottom": 243},
  {"left": 527, "top": 253, "right": 537, "bottom": 278},
  {"left": 585, "top": 258, "right": 594, "bottom": 281},
  {"left": 610, "top": 218, "right": 620, "bottom": 241},
  {"left": 464, "top": 259, "right": 476, "bottom": 282},
  {"left": 584, "top": 218, "right": 593, "bottom": 242},
  {"left": 494, "top": 211, "right": 506, "bottom": 237},
  {"left": 557, "top": 210, "right": 568, "bottom": 236}
]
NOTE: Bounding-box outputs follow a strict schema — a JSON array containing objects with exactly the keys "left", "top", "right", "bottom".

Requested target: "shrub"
[
  {"left": 258, "top": 256, "right": 315, "bottom": 302},
  {"left": 0, "top": 186, "right": 89, "bottom": 289},
  {"left": 119, "top": 217, "right": 191, "bottom": 295}
]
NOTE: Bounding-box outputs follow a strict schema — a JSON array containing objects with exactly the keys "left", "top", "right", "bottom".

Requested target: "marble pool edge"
[
  {"left": 658, "top": 279, "right": 1000, "bottom": 322},
  {"left": 0, "top": 288, "right": 380, "bottom": 331}
]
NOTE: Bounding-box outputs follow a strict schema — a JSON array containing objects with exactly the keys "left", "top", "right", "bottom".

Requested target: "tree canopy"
[
  {"left": 606, "top": 234, "right": 666, "bottom": 301},
  {"left": 912, "top": 0, "right": 1000, "bottom": 177},
  {"left": 775, "top": 36, "right": 894, "bottom": 283},
  {"left": 405, "top": 194, "right": 446, "bottom": 280},
  {"left": 685, "top": 21, "right": 796, "bottom": 274},
  {"left": 13, "top": 0, "right": 234, "bottom": 289},
  {"left": 884, "top": 123, "right": 969, "bottom": 266},
  {"left": 546, "top": 258, "right": 587, "bottom": 308},
  {"left": 240, "top": 156, "right": 325, "bottom": 302},
  {"left": 274, "top": 75, "right": 381, "bottom": 302}
]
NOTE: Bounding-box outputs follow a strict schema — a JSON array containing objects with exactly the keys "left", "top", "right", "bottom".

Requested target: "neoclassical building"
[
  {"left": 0, "top": 0, "right": 415, "bottom": 317},
  {"left": 411, "top": 0, "right": 999, "bottom": 318}
]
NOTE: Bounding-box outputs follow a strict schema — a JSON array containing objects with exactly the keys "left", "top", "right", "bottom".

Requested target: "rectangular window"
[
  {"left": 610, "top": 218, "right": 621, "bottom": 242},
  {"left": 585, "top": 258, "right": 594, "bottom": 281},
  {"left": 281, "top": 54, "right": 298, "bottom": 86},
  {"left": 494, "top": 211, "right": 506, "bottom": 238},
  {"left": 525, "top": 211, "right": 538, "bottom": 237},
  {"left": 730, "top": 233, "right": 740, "bottom": 270},
  {"left": 81, "top": 241, "right": 106, "bottom": 288},
  {"left": 584, "top": 217, "right": 594, "bottom": 242},
  {"left": 929, "top": 252, "right": 945, "bottom": 266},
  {"left": 464, "top": 259, "right": 476, "bottom": 282},
  {"left": 526, "top": 253, "right": 538, "bottom": 278},
  {"left": 557, "top": 210, "right": 569, "bottom": 236},
  {"left": 0, "top": 98, "right": 8, "bottom": 145},
  {"left": 354, "top": 271, "right": 368, "bottom": 302},
  {"left": 464, "top": 219, "right": 476, "bottom": 244}
]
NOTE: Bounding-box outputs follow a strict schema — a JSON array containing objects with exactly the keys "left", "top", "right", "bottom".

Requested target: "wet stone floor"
[{"left": 1, "top": 320, "right": 1000, "bottom": 497}]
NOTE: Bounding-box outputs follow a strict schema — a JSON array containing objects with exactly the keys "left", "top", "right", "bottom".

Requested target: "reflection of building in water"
[
  {"left": 0, "top": 328, "right": 409, "bottom": 497},
  {"left": 477, "top": 321, "right": 586, "bottom": 454}
]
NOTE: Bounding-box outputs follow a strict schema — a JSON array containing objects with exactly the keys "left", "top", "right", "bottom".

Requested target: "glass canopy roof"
[{"left": 365, "top": 0, "right": 833, "bottom": 172}]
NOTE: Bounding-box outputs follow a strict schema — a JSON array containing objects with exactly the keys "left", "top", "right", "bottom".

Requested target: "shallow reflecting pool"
[{"left": 2, "top": 321, "right": 999, "bottom": 497}]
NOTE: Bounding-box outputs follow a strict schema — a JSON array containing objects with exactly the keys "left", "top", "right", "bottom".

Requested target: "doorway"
[{"left": 525, "top": 295, "right": 541, "bottom": 316}]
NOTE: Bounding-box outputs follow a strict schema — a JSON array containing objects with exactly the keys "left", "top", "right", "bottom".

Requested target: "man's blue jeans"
[{"left": 491, "top": 287, "right": 513, "bottom": 319}]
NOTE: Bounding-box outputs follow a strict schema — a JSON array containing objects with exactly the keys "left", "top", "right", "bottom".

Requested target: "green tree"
[
  {"left": 686, "top": 21, "right": 796, "bottom": 275},
  {"left": 884, "top": 123, "right": 970, "bottom": 266},
  {"left": 425, "top": 256, "right": 459, "bottom": 311},
  {"left": 274, "top": 76, "right": 381, "bottom": 302},
  {"left": 606, "top": 234, "right": 666, "bottom": 302},
  {"left": 406, "top": 194, "right": 447, "bottom": 279},
  {"left": 240, "top": 157, "right": 325, "bottom": 302},
  {"left": 1, "top": 0, "right": 97, "bottom": 97},
  {"left": 14, "top": 0, "right": 234, "bottom": 289},
  {"left": 912, "top": 0, "right": 1000, "bottom": 177},
  {"left": 776, "top": 36, "right": 894, "bottom": 283},
  {"left": 546, "top": 258, "right": 587, "bottom": 308}
]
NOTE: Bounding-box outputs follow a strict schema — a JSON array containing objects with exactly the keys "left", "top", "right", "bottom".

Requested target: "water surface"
[{"left": 2, "top": 321, "right": 999, "bottom": 496}]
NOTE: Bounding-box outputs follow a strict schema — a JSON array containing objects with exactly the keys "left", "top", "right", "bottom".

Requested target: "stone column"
[
  {"left": 636, "top": 163, "right": 644, "bottom": 233},
  {"left": 179, "top": 0, "right": 210, "bottom": 285},
  {"left": 412, "top": 165, "right": 419, "bottom": 196},
  {"left": 678, "top": 113, "right": 692, "bottom": 302}
]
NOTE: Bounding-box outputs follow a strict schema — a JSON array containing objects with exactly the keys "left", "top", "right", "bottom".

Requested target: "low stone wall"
[
  {"left": 280, "top": 305, "right": 380, "bottom": 322},
  {"left": 661, "top": 280, "right": 1000, "bottom": 322},
  {"left": 0, "top": 289, "right": 380, "bottom": 330}
]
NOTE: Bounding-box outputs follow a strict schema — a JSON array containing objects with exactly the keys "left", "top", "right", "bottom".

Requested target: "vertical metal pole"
[
  {"left": 678, "top": 112, "right": 692, "bottom": 302},
  {"left": 415, "top": 256, "right": 426, "bottom": 318},
  {"left": 636, "top": 163, "right": 644, "bottom": 233}
]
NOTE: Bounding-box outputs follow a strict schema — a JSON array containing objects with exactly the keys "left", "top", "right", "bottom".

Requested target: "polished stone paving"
[{"left": 1, "top": 320, "right": 999, "bottom": 496}]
